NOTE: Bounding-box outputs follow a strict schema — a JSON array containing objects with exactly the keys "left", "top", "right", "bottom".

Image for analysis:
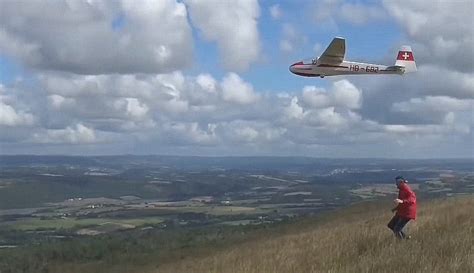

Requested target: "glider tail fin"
[{"left": 395, "top": 46, "right": 416, "bottom": 73}]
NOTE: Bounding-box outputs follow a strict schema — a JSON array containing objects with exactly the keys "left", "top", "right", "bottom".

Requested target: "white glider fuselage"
[
  {"left": 290, "top": 37, "right": 416, "bottom": 78},
  {"left": 290, "top": 60, "right": 404, "bottom": 78}
]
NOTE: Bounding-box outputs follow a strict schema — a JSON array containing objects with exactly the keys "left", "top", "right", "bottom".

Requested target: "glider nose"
[
  {"left": 289, "top": 64, "right": 295, "bottom": 73},
  {"left": 289, "top": 61, "right": 303, "bottom": 74}
]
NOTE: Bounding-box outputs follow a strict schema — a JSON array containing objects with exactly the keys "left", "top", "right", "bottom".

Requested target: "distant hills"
[{"left": 1, "top": 155, "right": 473, "bottom": 172}]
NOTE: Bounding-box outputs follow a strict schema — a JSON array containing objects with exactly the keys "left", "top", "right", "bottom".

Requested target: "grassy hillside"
[{"left": 157, "top": 196, "right": 474, "bottom": 273}]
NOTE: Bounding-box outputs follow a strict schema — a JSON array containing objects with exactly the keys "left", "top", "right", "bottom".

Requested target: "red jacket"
[{"left": 396, "top": 182, "right": 417, "bottom": 220}]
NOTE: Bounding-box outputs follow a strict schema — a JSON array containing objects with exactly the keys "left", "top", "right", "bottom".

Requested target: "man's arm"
[{"left": 392, "top": 198, "right": 402, "bottom": 212}]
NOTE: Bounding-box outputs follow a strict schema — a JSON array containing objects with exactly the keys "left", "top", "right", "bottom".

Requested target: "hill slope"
[{"left": 157, "top": 196, "right": 474, "bottom": 273}]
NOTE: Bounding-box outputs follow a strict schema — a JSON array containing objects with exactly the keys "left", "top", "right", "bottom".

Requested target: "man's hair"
[{"left": 395, "top": 175, "right": 405, "bottom": 181}]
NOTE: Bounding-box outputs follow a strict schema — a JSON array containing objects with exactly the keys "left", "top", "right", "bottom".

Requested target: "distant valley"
[{"left": 1, "top": 156, "right": 472, "bottom": 244}]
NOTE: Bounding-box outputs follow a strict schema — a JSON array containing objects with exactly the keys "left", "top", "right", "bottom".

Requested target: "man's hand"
[
  {"left": 391, "top": 207, "right": 397, "bottom": 213},
  {"left": 394, "top": 198, "right": 403, "bottom": 205}
]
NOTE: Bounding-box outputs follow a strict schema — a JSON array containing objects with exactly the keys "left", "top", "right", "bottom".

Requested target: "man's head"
[{"left": 395, "top": 176, "right": 406, "bottom": 188}]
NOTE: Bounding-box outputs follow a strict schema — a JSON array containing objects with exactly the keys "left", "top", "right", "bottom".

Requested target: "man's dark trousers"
[{"left": 387, "top": 214, "right": 410, "bottom": 239}]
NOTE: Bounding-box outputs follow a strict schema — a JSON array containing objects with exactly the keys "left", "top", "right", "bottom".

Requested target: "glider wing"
[{"left": 317, "top": 37, "right": 345, "bottom": 65}]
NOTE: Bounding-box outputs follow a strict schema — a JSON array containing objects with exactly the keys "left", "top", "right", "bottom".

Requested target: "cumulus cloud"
[
  {"left": 6, "top": 70, "right": 265, "bottom": 144},
  {"left": 1, "top": 69, "right": 472, "bottom": 157},
  {"left": 332, "top": 80, "right": 363, "bottom": 109},
  {"left": 37, "top": 71, "right": 266, "bottom": 130},
  {"left": 384, "top": 123, "right": 469, "bottom": 136},
  {"left": 0, "top": 102, "right": 34, "bottom": 126},
  {"left": 160, "top": 122, "right": 217, "bottom": 146},
  {"left": 384, "top": 0, "right": 474, "bottom": 73},
  {"left": 32, "top": 124, "right": 97, "bottom": 144},
  {"left": 390, "top": 96, "right": 474, "bottom": 125},
  {"left": 0, "top": 85, "right": 34, "bottom": 126},
  {"left": 0, "top": 0, "right": 193, "bottom": 74},
  {"left": 221, "top": 73, "right": 260, "bottom": 105},
  {"left": 284, "top": 97, "right": 304, "bottom": 120},
  {"left": 217, "top": 120, "right": 286, "bottom": 145},
  {"left": 115, "top": 98, "right": 149, "bottom": 120},
  {"left": 301, "top": 80, "right": 362, "bottom": 109},
  {"left": 0, "top": 1, "right": 472, "bottom": 157},
  {"left": 40, "top": 73, "right": 187, "bottom": 130},
  {"left": 306, "top": 107, "right": 348, "bottom": 128},
  {"left": 196, "top": 74, "right": 217, "bottom": 93},
  {"left": 392, "top": 96, "right": 473, "bottom": 114},
  {"left": 3, "top": 72, "right": 369, "bottom": 151},
  {"left": 185, "top": 0, "right": 261, "bottom": 72},
  {"left": 351, "top": 0, "right": 473, "bottom": 127},
  {"left": 282, "top": 81, "right": 366, "bottom": 135}
]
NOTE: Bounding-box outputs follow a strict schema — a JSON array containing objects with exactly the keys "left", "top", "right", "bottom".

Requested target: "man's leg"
[
  {"left": 393, "top": 217, "right": 410, "bottom": 239},
  {"left": 387, "top": 214, "right": 399, "bottom": 231}
]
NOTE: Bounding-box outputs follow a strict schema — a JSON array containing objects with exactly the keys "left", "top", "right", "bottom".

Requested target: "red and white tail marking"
[
  {"left": 397, "top": 51, "right": 414, "bottom": 61},
  {"left": 395, "top": 45, "right": 416, "bottom": 73}
]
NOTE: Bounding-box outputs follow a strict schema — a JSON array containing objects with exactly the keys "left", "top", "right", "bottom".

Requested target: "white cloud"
[
  {"left": 0, "top": 0, "right": 193, "bottom": 74},
  {"left": 306, "top": 107, "right": 348, "bottom": 128},
  {"left": 221, "top": 73, "right": 259, "bottom": 105},
  {"left": 32, "top": 71, "right": 266, "bottom": 137},
  {"left": 48, "top": 94, "right": 70, "bottom": 109},
  {"left": 302, "top": 86, "right": 331, "bottom": 108},
  {"left": 384, "top": 123, "right": 469, "bottom": 135},
  {"left": 1, "top": 70, "right": 472, "bottom": 157},
  {"left": 284, "top": 97, "right": 304, "bottom": 120},
  {"left": 32, "top": 124, "right": 97, "bottom": 144},
  {"left": 235, "top": 126, "right": 259, "bottom": 142},
  {"left": 196, "top": 74, "right": 217, "bottom": 93},
  {"left": 414, "top": 66, "right": 474, "bottom": 99},
  {"left": 392, "top": 96, "right": 473, "bottom": 113},
  {"left": 114, "top": 98, "right": 149, "bottom": 119},
  {"left": 185, "top": 0, "right": 261, "bottom": 72},
  {"left": 162, "top": 122, "right": 217, "bottom": 146},
  {"left": 332, "top": 80, "right": 362, "bottom": 109},
  {"left": 390, "top": 96, "right": 474, "bottom": 126},
  {"left": 301, "top": 80, "right": 361, "bottom": 109},
  {"left": 218, "top": 120, "right": 285, "bottom": 144},
  {"left": 1, "top": 1, "right": 473, "bottom": 157},
  {"left": 0, "top": 101, "right": 34, "bottom": 126},
  {"left": 0, "top": 85, "right": 35, "bottom": 126},
  {"left": 384, "top": 0, "right": 474, "bottom": 73},
  {"left": 352, "top": 65, "right": 473, "bottom": 127}
]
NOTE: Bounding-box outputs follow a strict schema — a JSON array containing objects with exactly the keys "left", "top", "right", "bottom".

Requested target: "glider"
[{"left": 289, "top": 37, "right": 416, "bottom": 78}]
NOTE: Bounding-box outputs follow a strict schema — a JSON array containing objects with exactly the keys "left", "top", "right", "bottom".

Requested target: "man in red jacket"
[{"left": 387, "top": 176, "right": 417, "bottom": 239}]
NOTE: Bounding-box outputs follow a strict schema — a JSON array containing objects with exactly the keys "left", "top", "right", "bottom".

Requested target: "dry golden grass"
[{"left": 156, "top": 196, "right": 474, "bottom": 273}]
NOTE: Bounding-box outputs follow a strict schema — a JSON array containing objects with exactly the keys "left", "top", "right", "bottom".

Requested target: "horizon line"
[{"left": 0, "top": 154, "right": 473, "bottom": 160}]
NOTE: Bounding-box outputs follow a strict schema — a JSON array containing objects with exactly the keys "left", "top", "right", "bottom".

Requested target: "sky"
[{"left": 0, "top": 0, "right": 473, "bottom": 158}]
